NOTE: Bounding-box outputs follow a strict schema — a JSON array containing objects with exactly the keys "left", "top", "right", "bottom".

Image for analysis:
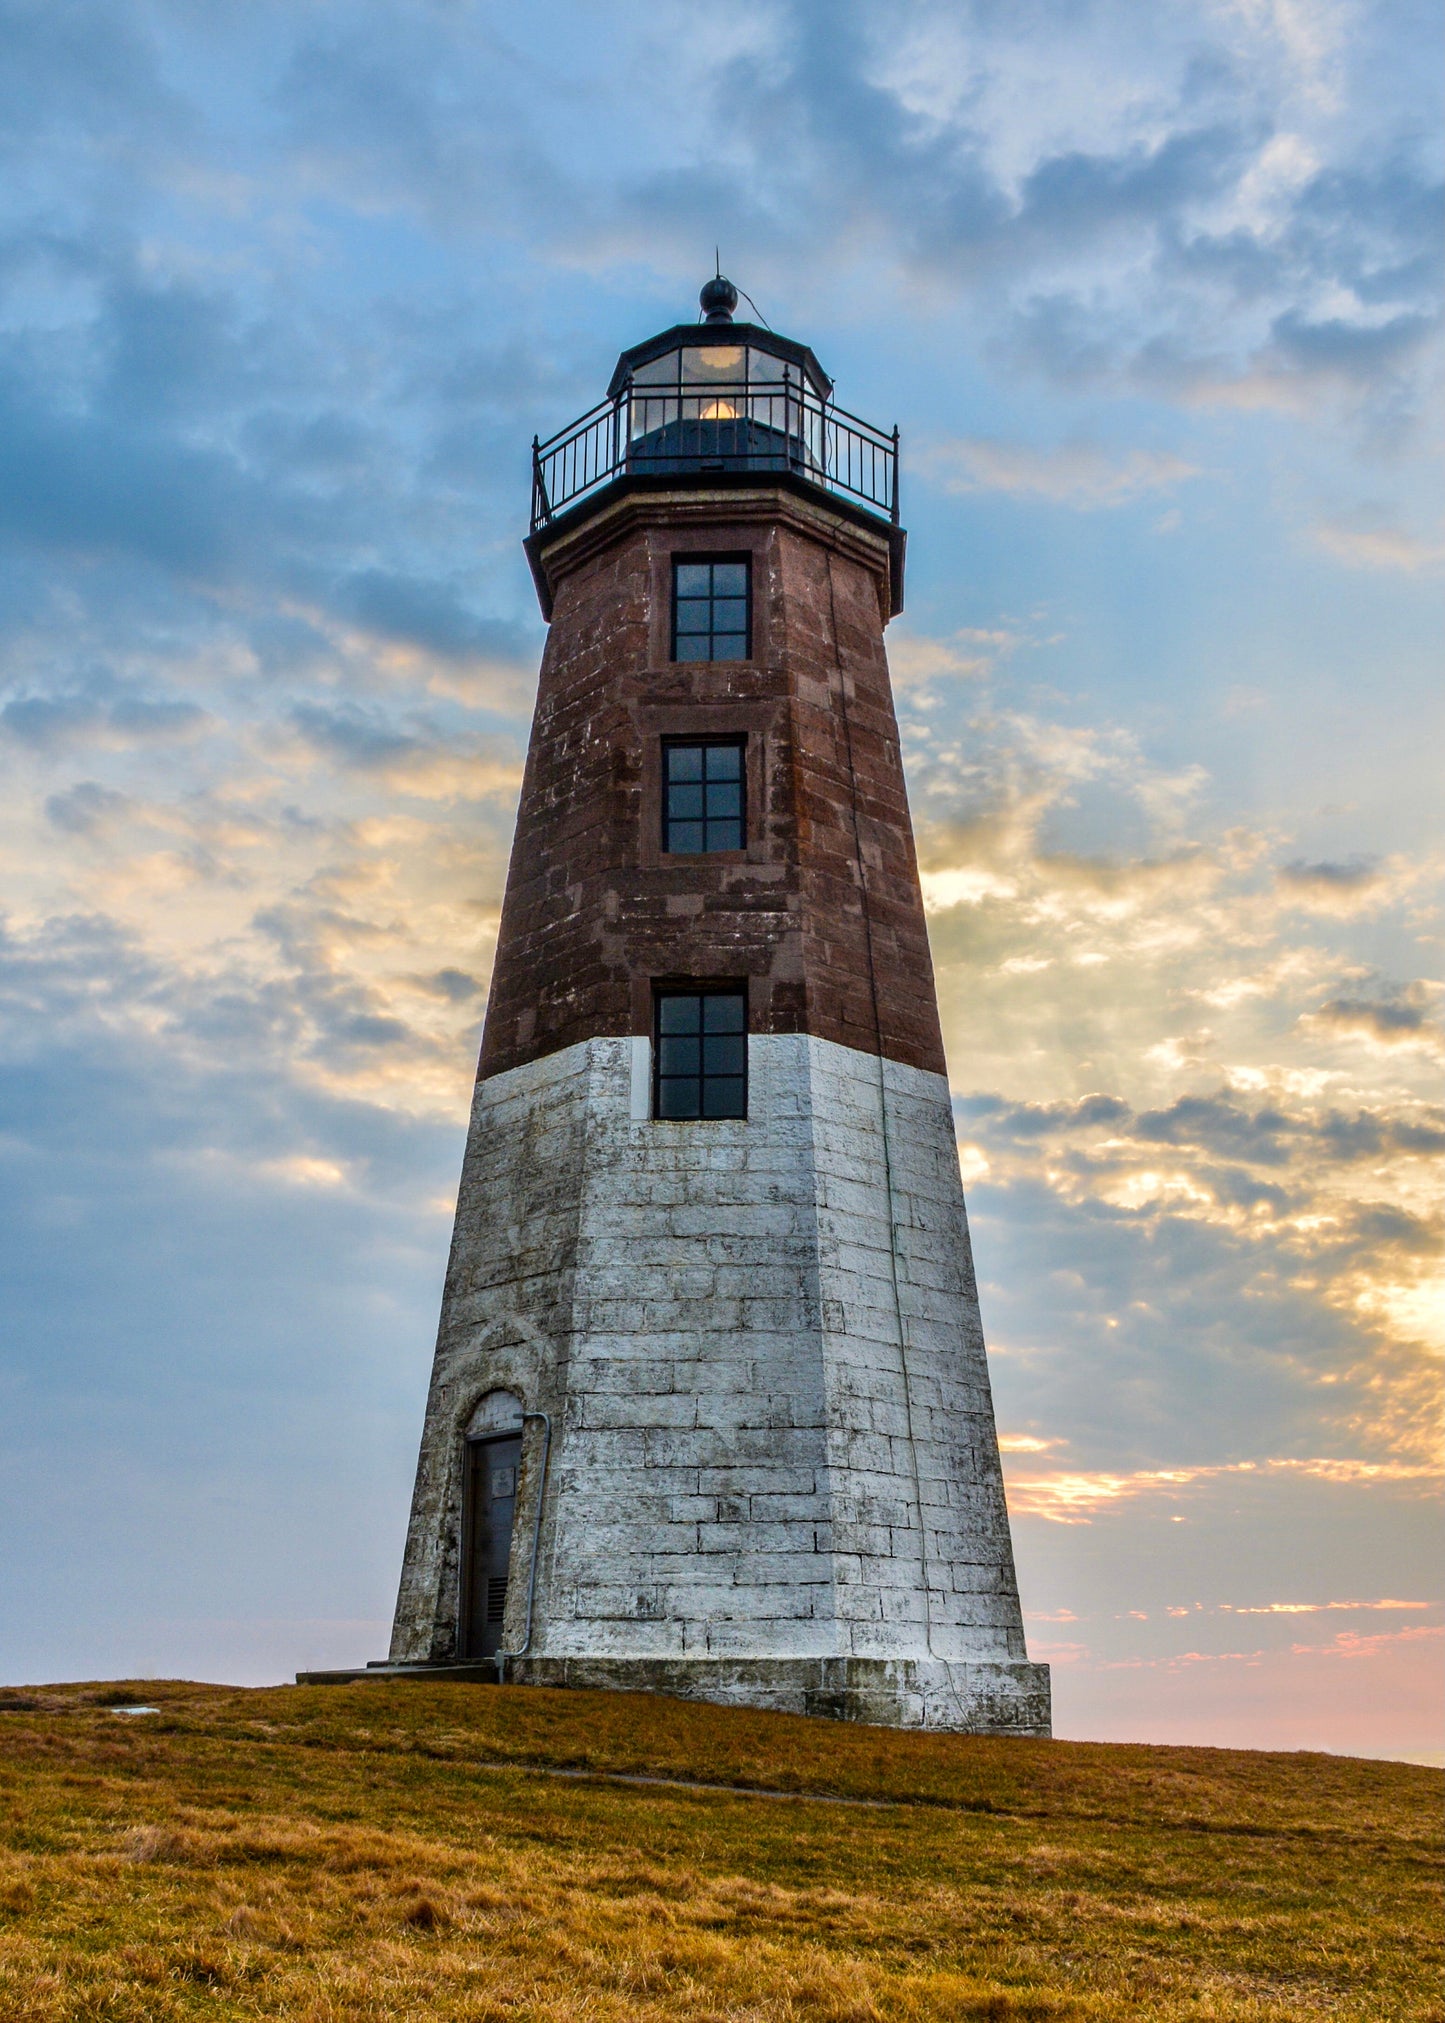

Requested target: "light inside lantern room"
[
  {"left": 693, "top": 344, "right": 744, "bottom": 421},
  {"left": 617, "top": 326, "right": 832, "bottom": 477}
]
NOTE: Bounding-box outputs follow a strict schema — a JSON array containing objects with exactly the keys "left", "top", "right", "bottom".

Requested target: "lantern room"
[
  {"left": 606, "top": 274, "right": 832, "bottom": 484},
  {"left": 526, "top": 275, "right": 903, "bottom": 616}
]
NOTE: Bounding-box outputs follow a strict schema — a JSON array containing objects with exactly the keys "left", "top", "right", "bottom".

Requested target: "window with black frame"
[
  {"left": 672, "top": 558, "right": 750, "bottom": 662},
  {"left": 662, "top": 739, "right": 745, "bottom": 853},
  {"left": 654, "top": 989, "right": 747, "bottom": 1119}
]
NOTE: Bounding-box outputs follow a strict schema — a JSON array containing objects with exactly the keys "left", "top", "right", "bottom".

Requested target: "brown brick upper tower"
[
  {"left": 484, "top": 482, "right": 944, "bottom": 1083},
  {"left": 317, "top": 279, "right": 1049, "bottom": 1734}
]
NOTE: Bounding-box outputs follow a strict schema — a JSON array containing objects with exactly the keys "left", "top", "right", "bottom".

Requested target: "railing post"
[
  {"left": 531, "top": 434, "right": 547, "bottom": 527},
  {"left": 891, "top": 424, "right": 900, "bottom": 525}
]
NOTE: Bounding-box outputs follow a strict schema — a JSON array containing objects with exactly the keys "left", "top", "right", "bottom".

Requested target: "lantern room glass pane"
[
  {"left": 631, "top": 350, "right": 682, "bottom": 386},
  {"left": 683, "top": 345, "right": 745, "bottom": 383}
]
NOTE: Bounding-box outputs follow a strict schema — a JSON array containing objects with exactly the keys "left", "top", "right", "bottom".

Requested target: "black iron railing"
[{"left": 530, "top": 371, "right": 898, "bottom": 534}]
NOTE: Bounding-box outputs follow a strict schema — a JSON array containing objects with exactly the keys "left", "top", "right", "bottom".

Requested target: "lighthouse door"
[{"left": 460, "top": 1433, "right": 522, "bottom": 1660}]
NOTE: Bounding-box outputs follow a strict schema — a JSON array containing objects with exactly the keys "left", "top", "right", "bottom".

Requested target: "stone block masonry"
[{"left": 389, "top": 1031, "right": 1049, "bottom": 1734}]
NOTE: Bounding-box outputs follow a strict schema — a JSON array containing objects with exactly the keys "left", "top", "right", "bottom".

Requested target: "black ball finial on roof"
[{"left": 700, "top": 273, "right": 738, "bottom": 323}]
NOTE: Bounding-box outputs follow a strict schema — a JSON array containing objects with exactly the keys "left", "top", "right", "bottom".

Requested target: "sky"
[{"left": 0, "top": 0, "right": 1440, "bottom": 1762}]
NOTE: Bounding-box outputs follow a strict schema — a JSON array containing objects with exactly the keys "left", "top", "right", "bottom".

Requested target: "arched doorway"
[{"left": 460, "top": 1393, "right": 523, "bottom": 1661}]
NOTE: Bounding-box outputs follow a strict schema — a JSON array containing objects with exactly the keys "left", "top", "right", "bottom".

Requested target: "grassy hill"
[{"left": 0, "top": 1679, "right": 1439, "bottom": 2021}]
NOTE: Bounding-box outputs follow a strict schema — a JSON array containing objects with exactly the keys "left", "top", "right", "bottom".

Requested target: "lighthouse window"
[
  {"left": 654, "top": 989, "right": 747, "bottom": 1119},
  {"left": 662, "top": 739, "right": 745, "bottom": 853},
  {"left": 672, "top": 557, "right": 750, "bottom": 662}
]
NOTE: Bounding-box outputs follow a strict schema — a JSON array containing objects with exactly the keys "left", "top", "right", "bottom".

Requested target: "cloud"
[
  {"left": 1277, "top": 857, "right": 1386, "bottom": 912},
  {"left": 290, "top": 702, "right": 419, "bottom": 773},
  {"left": 919, "top": 437, "right": 1201, "bottom": 507},
  {"left": 892, "top": 671, "right": 1445, "bottom": 1476},
  {"left": 887, "top": 627, "right": 1021, "bottom": 688},
  {"left": 288, "top": 702, "right": 524, "bottom": 802},
  {"left": 44, "top": 782, "right": 131, "bottom": 835},
  {"left": 1312, "top": 522, "right": 1445, "bottom": 572},
  {"left": 417, "top": 968, "right": 483, "bottom": 1003},
  {"left": 1307, "top": 991, "right": 1442, "bottom": 1051},
  {"left": 0, "top": 0, "right": 175, "bottom": 150},
  {"left": 1, "top": 683, "right": 208, "bottom": 754},
  {"left": 1007, "top": 1456, "right": 1440, "bottom": 1524},
  {"left": 1223, "top": 1599, "right": 1434, "bottom": 1616},
  {"left": 1134, "top": 1092, "right": 1292, "bottom": 1165},
  {"left": 337, "top": 571, "right": 530, "bottom": 665}
]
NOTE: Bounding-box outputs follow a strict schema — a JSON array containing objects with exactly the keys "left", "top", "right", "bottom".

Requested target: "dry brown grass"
[{"left": 0, "top": 1678, "right": 1439, "bottom": 2020}]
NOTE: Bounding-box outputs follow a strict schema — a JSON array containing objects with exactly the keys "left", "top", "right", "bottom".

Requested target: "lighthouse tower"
[{"left": 381, "top": 280, "right": 1049, "bottom": 1732}]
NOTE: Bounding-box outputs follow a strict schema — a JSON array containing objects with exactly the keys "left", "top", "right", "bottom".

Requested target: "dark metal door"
[{"left": 460, "top": 1433, "right": 521, "bottom": 1660}]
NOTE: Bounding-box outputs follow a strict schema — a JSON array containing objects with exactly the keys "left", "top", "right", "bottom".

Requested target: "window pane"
[
  {"left": 674, "top": 598, "right": 711, "bottom": 634},
  {"left": 702, "top": 1077, "right": 746, "bottom": 1118},
  {"left": 675, "top": 563, "right": 711, "bottom": 597},
  {"left": 712, "top": 597, "right": 747, "bottom": 633},
  {"left": 658, "top": 1079, "right": 701, "bottom": 1119},
  {"left": 711, "top": 633, "right": 747, "bottom": 661},
  {"left": 712, "top": 563, "right": 748, "bottom": 597},
  {"left": 704, "top": 744, "right": 741, "bottom": 780},
  {"left": 705, "top": 781, "right": 741, "bottom": 819},
  {"left": 667, "top": 820, "right": 704, "bottom": 853},
  {"left": 667, "top": 783, "right": 704, "bottom": 819},
  {"left": 658, "top": 1035, "right": 700, "bottom": 1075},
  {"left": 702, "top": 994, "right": 746, "bottom": 1033},
  {"left": 704, "top": 818, "right": 742, "bottom": 851},
  {"left": 683, "top": 345, "right": 744, "bottom": 384},
  {"left": 655, "top": 988, "right": 746, "bottom": 1121},
  {"left": 675, "top": 635, "right": 711, "bottom": 662},
  {"left": 702, "top": 1034, "right": 745, "bottom": 1075},
  {"left": 667, "top": 745, "right": 703, "bottom": 781},
  {"left": 632, "top": 350, "right": 682, "bottom": 386},
  {"left": 658, "top": 996, "right": 701, "bottom": 1034}
]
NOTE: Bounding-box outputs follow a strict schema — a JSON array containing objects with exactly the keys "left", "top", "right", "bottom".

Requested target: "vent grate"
[{"left": 486, "top": 1577, "right": 509, "bottom": 1624}]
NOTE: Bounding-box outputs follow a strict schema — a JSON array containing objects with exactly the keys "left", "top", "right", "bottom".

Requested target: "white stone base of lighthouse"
[
  {"left": 492, "top": 1655, "right": 1047, "bottom": 1733},
  {"left": 385, "top": 1032, "right": 1049, "bottom": 1736}
]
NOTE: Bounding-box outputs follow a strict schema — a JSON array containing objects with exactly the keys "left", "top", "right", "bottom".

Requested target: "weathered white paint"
[
  {"left": 467, "top": 1390, "right": 523, "bottom": 1438},
  {"left": 628, "top": 1035, "right": 651, "bottom": 1121},
  {"left": 389, "top": 1032, "right": 1048, "bottom": 1731}
]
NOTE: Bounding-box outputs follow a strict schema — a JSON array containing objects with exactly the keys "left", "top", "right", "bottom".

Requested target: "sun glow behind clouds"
[
  {"left": 897, "top": 659, "right": 1442, "bottom": 1749},
  {"left": 1005, "top": 1457, "right": 1440, "bottom": 1524}
]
